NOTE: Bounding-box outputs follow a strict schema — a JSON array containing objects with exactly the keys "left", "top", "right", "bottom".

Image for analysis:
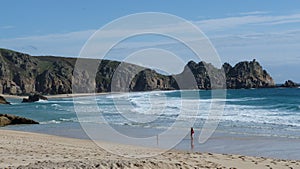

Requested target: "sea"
[{"left": 2, "top": 88, "right": 300, "bottom": 159}]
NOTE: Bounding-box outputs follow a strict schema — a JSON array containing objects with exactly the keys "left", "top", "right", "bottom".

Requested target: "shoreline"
[
  {"left": 1, "top": 87, "right": 299, "bottom": 99},
  {"left": 6, "top": 123, "right": 300, "bottom": 160},
  {"left": 1, "top": 92, "right": 110, "bottom": 99},
  {"left": 1, "top": 129, "right": 300, "bottom": 168},
  {"left": 2, "top": 87, "right": 300, "bottom": 100},
  {"left": 2, "top": 88, "right": 300, "bottom": 168}
]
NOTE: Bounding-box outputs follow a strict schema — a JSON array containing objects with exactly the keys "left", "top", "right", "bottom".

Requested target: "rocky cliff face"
[
  {"left": 0, "top": 49, "right": 38, "bottom": 94},
  {"left": 176, "top": 61, "right": 226, "bottom": 90},
  {"left": 0, "top": 48, "right": 276, "bottom": 95},
  {"left": 224, "top": 59, "right": 275, "bottom": 89},
  {"left": 129, "top": 69, "right": 177, "bottom": 91}
]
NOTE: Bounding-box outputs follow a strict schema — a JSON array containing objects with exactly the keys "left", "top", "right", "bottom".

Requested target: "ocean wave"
[
  {"left": 105, "top": 90, "right": 176, "bottom": 99},
  {"left": 78, "top": 94, "right": 300, "bottom": 128},
  {"left": 9, "top": 102, "right": 21, "bottom": 105},
  {"left": 40, "top": 117, "right": 78, "bottom": 124},
  {"left": 40, "top": 120, "right": 62, "bottom": 124},
  {"left": 220, "top": 105, "right": 300, "bottom": 127},
  {"left": 17, "top": 90, "right": 300, "bottom": 135},
  {"left": 48, "top": 100, "right": 74, "bottom": 103},
  {"left": 51, "top": 103, "right": 61, "bottom": 107},
  {"left": 198, "top": 97, "right": 266, "bottom": 102},
  {"left": 242, "top": 103, "right": 300, "bottom": 112},
  {"left": 36, "top": 100, "right": 48, "bottom": 103}
]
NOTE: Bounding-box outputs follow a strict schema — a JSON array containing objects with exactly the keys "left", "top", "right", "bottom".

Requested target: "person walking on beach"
[
  {"left": 190, "top": 127, "right": 195, "bottom": 150},
  {"left": 190, "top": 127, "right": 194, "bottom": 140}
]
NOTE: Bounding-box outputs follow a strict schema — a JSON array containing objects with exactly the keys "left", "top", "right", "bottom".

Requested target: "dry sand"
[{"left": 0, "top": 129, "right": 299, "bottom": 169}]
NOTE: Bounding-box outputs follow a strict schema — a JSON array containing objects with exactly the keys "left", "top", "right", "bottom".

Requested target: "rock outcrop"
[
  {"left": 0, "top": 96, "right": 10, "bottom": 104},
  {"left": 0, "top": 114, "right": 39, "bottom": 126},
  {"left": 0, "top": 48, "right": 276, "bottom": 94},
  {"left": 223, "top": 59, "right": 275, "bottom": 89},
  {"left": 176, "top": 61, "right": 226, "bottom": 90},
  {"left": 0, "top": 49, "right": 74, "bottom": 95},
  {"left": 281, "top": 80, "right": 299, "bottom": 88},
  {"left": 129, "top": 69, "right": 177, "bottom": 91},
  {"left": 22, "top": 94, "right": 48, "bottom": 103}
]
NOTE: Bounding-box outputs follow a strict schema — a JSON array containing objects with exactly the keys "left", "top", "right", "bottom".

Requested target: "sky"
[{"left": 1, "top": 0, "right": 300, "bottom": 83}]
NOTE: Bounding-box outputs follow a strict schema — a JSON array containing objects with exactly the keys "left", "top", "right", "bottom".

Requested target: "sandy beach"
[{"left": 0, "top": 129, "right": 299, "bottom": 169}]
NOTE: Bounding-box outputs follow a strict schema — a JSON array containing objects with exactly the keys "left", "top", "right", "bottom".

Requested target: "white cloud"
[
  {"left": 2, "top": 12, "right": 300, "bottom": 56},
  {"left": 195, "top": 13, "right": 300, "bottom": 32},
  {"left": 0, "top": 12, "right": 300, "bottom": 82},
  {"left": 239, "top": 11, "right": 270, "bottom": 16}
]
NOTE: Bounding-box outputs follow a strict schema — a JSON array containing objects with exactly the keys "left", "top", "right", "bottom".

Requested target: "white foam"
[
  {"left": 40, "top": 120, "right": 61, "bottom": 124},
  {"left": 36, "top": 100, "right": 48, "bottom": 103},
  {"left": 71, "top": 90, "right": 300, "bottom": 128}
]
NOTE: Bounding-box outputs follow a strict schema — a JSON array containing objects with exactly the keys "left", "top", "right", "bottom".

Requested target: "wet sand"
[{"left": 1, "top": 129, "right": 299, "bottom": 169}]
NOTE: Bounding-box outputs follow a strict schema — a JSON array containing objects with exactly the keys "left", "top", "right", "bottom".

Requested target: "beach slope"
[{"left": 0, "top": 129, "right": 299, "bottom": 169}]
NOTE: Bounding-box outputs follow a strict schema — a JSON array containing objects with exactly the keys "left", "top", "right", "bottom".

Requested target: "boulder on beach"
[
  {"left": 0, "top": 96, "right": 10, "bottom": 104},
  {"left": 22, "top": 94, "right": 48, "bottom": 103},
  {"left": 281, "top": 80, "right": 299, "bottom": 88},
  {"left": 0, "top": 114, "right": 39, "bottom": 127},
  {"left": 0, "top": 116, "right": 11, "bottom": 126}
]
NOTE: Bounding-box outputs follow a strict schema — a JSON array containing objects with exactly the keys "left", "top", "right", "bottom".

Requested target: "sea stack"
[
  {"left": 281, "top": 80, "right": 299, "bottom": 88},
  {"left": 22, "top": 94, "right": 48, "bottom": 103}
]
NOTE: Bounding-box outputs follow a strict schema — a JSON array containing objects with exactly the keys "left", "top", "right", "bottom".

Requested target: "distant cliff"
[
  {"left": 0, "top": 48, "right": 275, "bottom": 95},
  {"left": 223, "top": 59, "right": 275, "bottom": 89}
]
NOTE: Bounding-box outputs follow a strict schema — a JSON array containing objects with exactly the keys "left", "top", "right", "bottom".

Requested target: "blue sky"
[{"left": 1, "top": 0, "right": 300, "bottom": 83}]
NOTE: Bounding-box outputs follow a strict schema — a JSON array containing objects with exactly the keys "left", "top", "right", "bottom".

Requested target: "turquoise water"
[{"left": 2, "top": 88, "right": 300, "bottom": 159}]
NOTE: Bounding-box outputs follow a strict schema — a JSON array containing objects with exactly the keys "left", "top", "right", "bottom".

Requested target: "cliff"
[
  {"left": 223, "top": 59, "right": 275, "bottom": 89},
  {"left": 0, "top": 48, "right": 275, "bottom": 95}
]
